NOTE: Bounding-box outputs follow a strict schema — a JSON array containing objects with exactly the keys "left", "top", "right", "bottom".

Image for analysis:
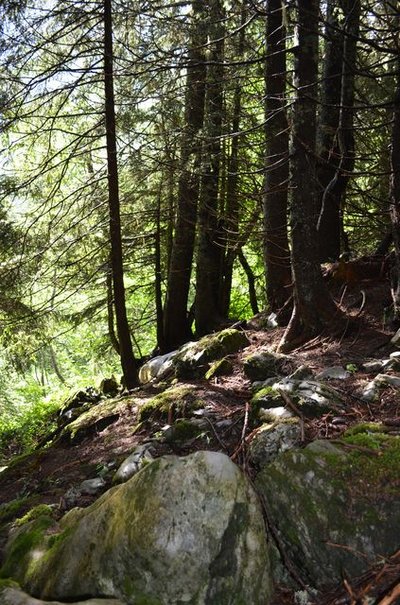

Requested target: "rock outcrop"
[
  {"left": 256, "top": 429, "right": 400, "bottom": 588},
  {"left": 1, "top": 452, "right": 272, "bottom": 605}
]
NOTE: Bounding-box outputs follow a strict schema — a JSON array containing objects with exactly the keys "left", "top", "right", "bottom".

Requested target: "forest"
[
  {"left": 1, "top": 0, "right": 399, "bottom": 450},
  {"left": 0, "top": 1, "right": 400, "bottom": 604}
]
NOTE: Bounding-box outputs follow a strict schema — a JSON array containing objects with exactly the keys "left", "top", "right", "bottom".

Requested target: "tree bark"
[
  {"left": 104, "top": 0, "right": 138, "bottom": 387},
  {"left": 219, "top": 4, "right": 246, "bottom": 317},
  {"left": 195, "top": 0, "right": 225, "bottom": 336},
  {"left": 163, "top": 0, "right": 207, "bottom": 351},
  {"left": 390, "top": 59, "right": 400, "bottom": 319},
  {"left": 279, "top": 0, "right": 342, "bottom": 352},
  {"left": 317, "top": 0, "right": 360, "bottom": 261},
  {"left": 238, "top": 248, "right": 259, "bottom": 315},
  {"left": 316, "top": 0, "right": 344, "bottom": 261},
  {"left": 155, "top": 184, "right": 165, "bottom": 352},
  {"left": 106, "top": 259, "right": 120, "bottom": 355},
  {"left": 263, "top": 0, "right": 292, "bottom": 323}
]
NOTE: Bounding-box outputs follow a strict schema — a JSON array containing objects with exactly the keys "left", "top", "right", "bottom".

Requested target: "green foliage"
[{"left": 0, "top": 379, "right": 61, "bottom": 458}]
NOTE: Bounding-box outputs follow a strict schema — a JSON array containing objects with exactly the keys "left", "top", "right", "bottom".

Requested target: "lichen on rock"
[
  {"left": 256, "top": 430, "right": 400, "bottom": 589},
  {"left": 1, "top": 451, "right": 272, "bottom": 605}
]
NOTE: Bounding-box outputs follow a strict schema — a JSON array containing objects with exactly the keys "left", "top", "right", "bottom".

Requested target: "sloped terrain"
[{"left": 0, "top": 281, "right": 399, "bottom": 604}]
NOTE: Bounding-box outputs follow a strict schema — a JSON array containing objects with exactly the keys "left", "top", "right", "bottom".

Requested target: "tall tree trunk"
[
  {"left": 316, "top": 0, "right": 344, "bottom": 261},
  {"left": 106, "top": 258, "right": 120, "bottom": 355},
  {"left": 279, "top": 0, "right": 342, "bottom": 352},
  {"left": 163, "top": 0, "right": 207, "bottom": 352},
  {"left": 219, "top": 4, "right": 246, "bottom": 316},
  {"left": 195, "top": 0, "right": 225, "bottom": 336},
  {"left": 317, "top": 0, "right": 360, "bottom": 260},
  {"left": 155, "top": 184, "right": 165, "bottom": 352},
  {"left": 104, "top": 0, "right": 138, "bottom": 387},
  {"left": 263, "top": 0, "right": 292, "bottom": 322},
  {"left": 390, "top": 58, "right": 400, "bottom": 320},
  {"left": 238, "top": 248, "right": 259, "bottom": 315}
]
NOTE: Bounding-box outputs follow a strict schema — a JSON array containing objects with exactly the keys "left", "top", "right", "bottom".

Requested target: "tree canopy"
[{"left": 0, "top": 0, "right": 399, "bottom": 418}]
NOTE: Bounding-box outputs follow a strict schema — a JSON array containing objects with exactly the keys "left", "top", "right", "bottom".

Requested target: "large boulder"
[
  {"left": 1, "top": 452, "right": 272, "bottom": 605},
  {"left": 0, "top": 584, "right": 122, "bottom": 605},
  {"left": 174, "top": 329, "right": 249, "bottom": 379},
  {"left": 256, "top": 429, "right": 400, "bottom": 589},
  {"left": 139, "top": 329, "right": 249, "bottom": 383}
]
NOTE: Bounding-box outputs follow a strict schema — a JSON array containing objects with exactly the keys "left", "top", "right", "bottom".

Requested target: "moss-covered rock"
[
  {"left": 0, "top": 498, "right": 30, "bottom": 528},
  {"left": 174, "top": 329, "right": 249, "bottom": 379},
  {"left": 249, "top": 419, "right": 302, "bottom": 467},
  {"left": 251, "top": 387, "right": 286, "bottom": 416},
  {"left": 243, "top": 350, "right": 293, "bottom": 382},
  {"left": 137, "top": 385, "right": 205, "bottom": 422},
  {"left": 251, "top": 378, "right": 345, "bottom": 419},
  {"left": 61, "top": 397, "right": 132, "bottom": 442},
  {"left": 1, "top": 452, "right": 272, "bottom": 605},
  {"left": 205, "top": 358, "right": 233, "bottom": 380},
  {"left": 162, "top": 419, "right": 210, "bottom": 444},
  {"left": 256, "top": 431, "right": 400, "bottom": 589},
  {"left": 0, "top": 582, "right": 123, "bottom": 604}
]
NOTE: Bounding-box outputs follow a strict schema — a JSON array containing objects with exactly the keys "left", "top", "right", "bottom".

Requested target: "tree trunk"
[
  {"left": 106, "top": 259, "right": 120, "bottom": 355},
  {"left": 104, "top": 0, "right": 138, "bottom": 387},
  {"left": 390, "top": 59, "right": 400, "bottom": 320},
  {"left": 195, "top": 0, "right": 225, "bottom": 336},
  {"left": 219, "top": 4, "right": 246, "bottom": 316},
  {"left": 279, "top": 0, "right": 342, "bottom": 352},
  {"left": 263, "top": 0, "right": 292, "bottom": 323},
  {"left": 317, "top": 0, "right": 360, "bottom": 261},
  {"left": 238, "top": 248, "right": 259, "bottom": 315},
  {"left": 316, "top": 0, "right": 344, "bottom": 261},
  {"left": 155, "top": 184, "right": 165, "bottom": 352},
  {"left": 163, "top": 0, "right": 207, "bottom": 351}
]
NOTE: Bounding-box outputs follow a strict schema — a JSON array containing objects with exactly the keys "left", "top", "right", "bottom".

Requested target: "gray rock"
[
  {"left": 316, "top": 366, "right": 350, "bottom": 380},
  {"left": 362, "top": 372, "right": 400, "bottom": 401},
  {"left": 3, "top": 452, "right": 272, "bottom": 605},
  {"left": 0, "top": 586, "right": 122, "bottom": 605},
  {"left": 375, "top": 373, "right": 400, "bottom": 388},
  {"left": 259, "top": 407, "right": 293, "bottom": 422},
  {"left": 361, "top": 380, "right": 379, "bottom": 402},
  {"left": 113, "top": 444, "right": 154, "bottom": 484},
  {"left": 256, "top": 434, "right": 400, "bottom": 588},
  {"left": 289, "top": 365, "right": 314, "bottom": 380},
  {"left": 361, "top": 360, "right": 384, "bottom": 373},
  {"left": 249, "top": 420, "right": 302, "bottom": 467},
  {"left": 139, "top": 351, "right": 177, "bottom": 384},
  {"left": 263, "top": 378, "right": 345, "bottom": 417},
  {"left": 79, "top": 478, "right": 106, "bottom": 496},
  {"left": 390, "top": 328, "right": 400, "bottom": 345},
  {"left": 244, "top": 350, "right": 293, "bottom": 381}
]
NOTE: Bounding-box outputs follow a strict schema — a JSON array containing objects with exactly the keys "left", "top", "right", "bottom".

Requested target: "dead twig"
[
  {"left": 230, "top": 402, "right": 250, "bottom": 463},
  {"left": 277, "top": 389, "right": 306, "bottom": 441},
  {"left": 202, "top": 417, "right": 229, "bottom": 453},
  {"left": 376, "top": 581, "right": 400, "bottom": 605}
]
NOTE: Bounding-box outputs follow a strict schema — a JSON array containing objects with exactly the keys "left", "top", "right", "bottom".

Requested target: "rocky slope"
[{"left": 0, "top": 282, "right": 399, "bottom": 604}]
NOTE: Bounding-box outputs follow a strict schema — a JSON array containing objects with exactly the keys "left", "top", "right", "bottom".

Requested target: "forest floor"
[{"left": 0, "top": 279, "right": 400, "bottom": 604}]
